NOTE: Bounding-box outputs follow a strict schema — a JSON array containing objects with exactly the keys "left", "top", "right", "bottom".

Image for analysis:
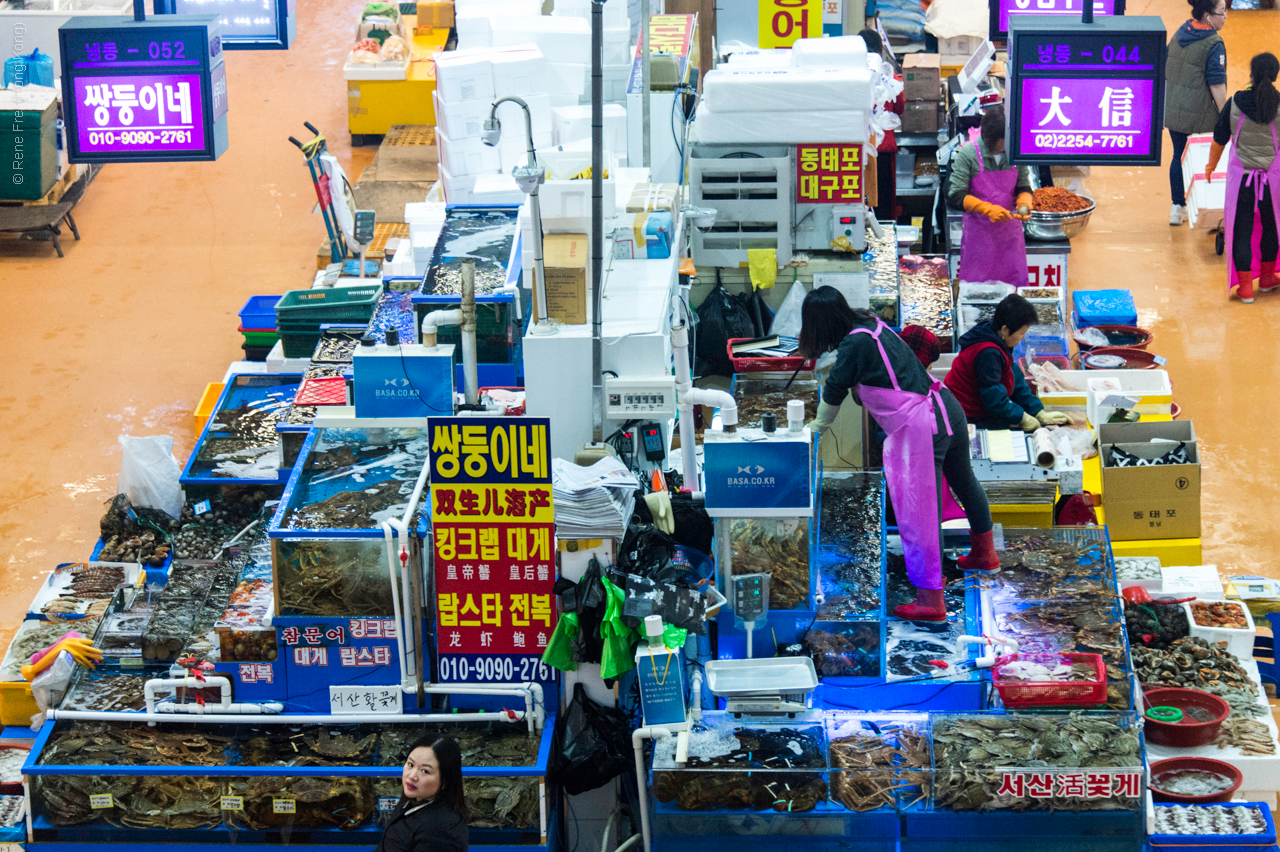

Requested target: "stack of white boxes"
[
  {"left": 547, "top": 0, "right": 633, "bottom": 104},
  {"left": 386, "top": 201, "right": 449, "bottom": 280}
]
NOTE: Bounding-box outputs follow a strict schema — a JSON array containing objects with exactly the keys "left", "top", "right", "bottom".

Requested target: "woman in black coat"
[{"left": 375, "top": 735, "right": 470, "bottom": 852}]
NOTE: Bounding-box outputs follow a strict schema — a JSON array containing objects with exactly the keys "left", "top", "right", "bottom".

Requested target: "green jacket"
[
  {"left": 1165, "top": 30, "right": 1225, "bottom": 134},
  {"left": 946, "top": 139, "right": 1033, "bottom": 210}
]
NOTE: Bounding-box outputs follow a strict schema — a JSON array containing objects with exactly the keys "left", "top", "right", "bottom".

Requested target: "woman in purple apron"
[
  {"left": 800, "top": 287, "right": 994, "bottom": 623},
  {"left": 948, "top": 106, "right": 1034, "bottom": 288},
  {"left": 1207, "top": 52, "right": 1280, "bottom": 302}
]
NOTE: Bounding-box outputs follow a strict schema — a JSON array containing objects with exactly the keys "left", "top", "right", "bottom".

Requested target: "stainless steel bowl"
[{"left": 1023, "top": 199, "right": 1097, "bottom": 241}]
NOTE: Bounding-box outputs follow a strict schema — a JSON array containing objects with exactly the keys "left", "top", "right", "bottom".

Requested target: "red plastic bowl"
[
  {"left": 1075, "top": 325, "right": 1153, "bottom": 351},
  {"left": 1149, "top": 757, "right": 1243, "bottom": 804},
  {"left": 1143, "top": 687, "right": 1230, "bottom": 747},
  {"left": 1080, "top": 347, "right": 1161, "bottom": 370}
]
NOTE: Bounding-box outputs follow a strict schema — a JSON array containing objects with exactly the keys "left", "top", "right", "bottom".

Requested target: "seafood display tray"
[
  {"left": 26, "top": 561, "right": 144, "bottom": 621},
  {"left": 181, "top": 373, "right": 304, "bottom": 488},
  {"left": 91, "top": 537, "right": 172, "bottom": 573},
  {"left": 1149, "top": 802, "right": 1277, "bottom": 852},
  {"left": 411, "top": 206, "right": 521, "bottom": 306}
]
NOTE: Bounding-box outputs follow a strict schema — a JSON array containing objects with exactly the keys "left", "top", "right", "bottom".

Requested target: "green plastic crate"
[
  {"left": 241, "top": 330, "right": 279, "bottom": 346},
  {"left": 274, "top": 285, "right": 383, "bottom": 322}
]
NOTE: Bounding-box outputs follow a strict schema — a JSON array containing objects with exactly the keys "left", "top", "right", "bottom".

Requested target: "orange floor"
[{"left": 0, "top": 0, "right": 1277, "bottom": 657}]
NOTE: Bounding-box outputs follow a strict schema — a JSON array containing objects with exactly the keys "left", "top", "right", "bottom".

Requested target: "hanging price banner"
[{"left": 759, "top": 0, "right": 822, "bottom": 48}]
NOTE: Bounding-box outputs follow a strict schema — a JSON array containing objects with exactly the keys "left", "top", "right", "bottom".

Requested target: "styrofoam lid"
[{"left": 789, "top": 35, "right": 868, "bottom": 68}]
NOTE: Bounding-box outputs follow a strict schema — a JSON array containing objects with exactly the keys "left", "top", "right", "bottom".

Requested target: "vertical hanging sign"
[
  {"left": 759, "top": 0, "right": 822, "bottom": 48},
  {"left": 429, "top": 418, "right": 558, "bottom": 684}
]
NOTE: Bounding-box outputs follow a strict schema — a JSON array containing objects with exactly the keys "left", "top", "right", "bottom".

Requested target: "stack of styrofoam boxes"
[
  {"left": 550, "top": 0, "right": 632, "bottom": 104},
  {"left": 694, "top": 36, "right": 874, "bottom": 145},
  {"left": 434, "top": 44, "right": 556, "bottom": 203},
  {"left": 551, "top": 104, "right": 628, "bottom": 154},
  {"left": 396, "top": 201, "right": 448, "bottom": 280},
  {"left": 491, "top": 14, "right": 592, "bottom": 108},
  {"left": 453, "top": 0, "right": 540, "bottom": 49}
]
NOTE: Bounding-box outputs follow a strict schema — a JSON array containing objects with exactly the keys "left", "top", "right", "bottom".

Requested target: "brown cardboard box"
[
  {"left": 1100, "top": 421, "right": 1200, "bottom": 541},
  {"left": 901, "top": 101, "right": 941, "bottom": 134},
  {"left": 626, "top": 182, "right": 680, "bottom": 213},
  {"left": 903, "top": 54, "right": 941, "bottom": 101},
  {"left": 417, "top": 0, "right": 454, "bottom": 28},
  {"left": 535, "top": 233, "right": 588, "bottom": 324}
]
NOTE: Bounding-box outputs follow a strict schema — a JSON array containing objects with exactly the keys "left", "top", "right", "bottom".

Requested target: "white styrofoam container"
[
  {"left": 454, "top": 12, "right": 493, "bottom": 48},
  {"left": 1181, "top": 134, "right": 1231, "bottom": 194},
  {"left": 1182, "top": 600, "right": 1256, "bottom": 660},
  {"left": 434, "top": 91, "right": 552, "bottom": 141},
  {"left": 1086, "top": 375, "right": 1174, "bottom": 428},
  {"left": 490, "top": 46, "right": 547, "bottom": 98},
  {"left": 491, "top": 15, "right": 590, "bottom": 62},
  {"left": 552, "top": 103, "right": 627, "bottom": 151},
  {"left": 439, "top": 165, "right": 479, "bottom": 204},
  {"left": 693, "top": 104, "right": 869, "bottom": 145},
  {"left": 602, "top": 26, "right": 631, "bottom": 65},
  {"left": 434, "top": 52, "right": 496, "bottom": 103},
  {"left": 702, "top": 66, "right": 874, "bottom": 114},
  {"left": 546, "top": 61, "right": 587, "bottom": 97},
  {"left": 552, "top": 0, "right": 628, "bottom": 25},
  {"left": 726, "top": 48, "right": 791, "bottom": 66},
  {"left": 473, "top": 173, "right": 528, "bottom": 204},
  {"left": 1161, "top": 565, "right": 1225, "bottom": 601},
  {"left": 437, "top": 132, "right": 501, "bottom": 177},
  {"left": 1114, "top": 556, "right": 1162, "bottom": 594},
  {"left": 497, "top": 128, "right": 554, "bottom": 173},
  {"left": 1037, "top": 369, "right": 1173, "bottom": 412},
  {"left": 404, "top": 201, "right": 446, "bottom": 227},
  {"left": 28, "top": 562, "right": 143, "bottom": 620},
  {"left": 789, "top": 35, "right": 868, "bottom": 68},
  {"left": 411, "top": 228, "right": 439, "bottom": 262},
  {"left": 343, "top": 57, "right": 410, "bottom": 81}
]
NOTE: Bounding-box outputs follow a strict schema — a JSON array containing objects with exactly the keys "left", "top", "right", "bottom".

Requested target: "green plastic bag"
[
  {"left": 599, "top": 576, "right": 638, "bottom": 679},
  {"left": 362, "top": 2, "right": 399, "bottom": 19},
  {"left": 541, "top": 612, "right": 580, "bottom": 673}
]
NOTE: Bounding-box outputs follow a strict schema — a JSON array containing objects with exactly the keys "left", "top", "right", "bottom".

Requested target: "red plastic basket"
[
  {"left": 726, "top": 338, "right": 816, "bottom": 373},
  {"left": 295, "top": 376, "right": 348, "bottom": 407},
  {"left": 992, "top": 653, "right": 1106, "bottom": 709}
]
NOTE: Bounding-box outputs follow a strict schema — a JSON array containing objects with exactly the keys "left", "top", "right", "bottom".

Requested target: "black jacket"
[
  {"left": 822, "top": 317, "right": 937, "bottom": 407},
  {"left": 954, "top": 322, "right": 1043, "bottom": 428},
  {"left": 375, "top": 797, "right": 469, "bottom": 852}
]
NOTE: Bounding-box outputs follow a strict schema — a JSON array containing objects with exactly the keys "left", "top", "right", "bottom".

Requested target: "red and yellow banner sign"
[{"left": 796, "top": 143, "right": 864, "bottom": 204}]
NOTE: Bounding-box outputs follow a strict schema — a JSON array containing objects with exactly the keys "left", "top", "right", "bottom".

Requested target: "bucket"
[
  {"left": 1076, "top": 324, "right": 1153, "bottom": 351},
  {"left": 1142, "top": 687, "right": 1230, "bottom": 748},
  {"left": 1149, "top": 757, "right": 1243, "bottom": 804},
  {"left": 1079, "top": 347, "right": 1161, "bottom": 370}
]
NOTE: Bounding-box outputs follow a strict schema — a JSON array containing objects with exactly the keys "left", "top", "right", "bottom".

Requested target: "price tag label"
[
  {"left": 89, "top": 794, "right": 114, "bottom": 809},
  {"left": 1153, "top": 355, "right": 1168, "bottom": 366},
  {"left": 378, "top": 797, "right": 399, "bottom": 812},
  {"left": 221, "top": 796, "right": 244, "bottom": 811},
  {"left": 273, "top": 799, "right": 296, "bottom": 814},
  {"left": 194, "top": 499, "right": 212, "bottom": 516},
  {"left": 758, "top": 0, "right": 821, "bottom": 48},
  {"left": 121, "top": 656, "right": 143, "bottom": 668}
]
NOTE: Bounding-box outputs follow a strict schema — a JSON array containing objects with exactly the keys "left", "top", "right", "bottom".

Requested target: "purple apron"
[
  {"left": 957, "top": 142, "right": 1029, "bottom": 288},
  {"left": 1225, "top": 115, "right": 1280, "bottom": 292},
  {"left": 850, "top": 321, "right": 951, "bottom": 591}
]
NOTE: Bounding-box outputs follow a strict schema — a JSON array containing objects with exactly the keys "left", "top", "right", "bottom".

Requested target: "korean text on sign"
[
  {"left": 432, "top": 484, "right": 554, "bottom": 524},
  {"left": 428, "top": 419, "right": 551, "bottom": 484},
  {"left": 760, "top": 0, "right": 822, "bottom": 48},
  {"left": 796, "top": 144, "right": 863, "bottom": 204},
  {"left": 72, "top": 74, "right": 206, "bottom": 153},
  {"left": 996, "top": 771, "right": 1142, "bottom": 800}
]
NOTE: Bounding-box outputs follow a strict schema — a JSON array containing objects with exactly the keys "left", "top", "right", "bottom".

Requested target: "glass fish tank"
[
  {"left": 727, "top": 518, "right": 813, "bottom": 611},
  {"left": 182, "top": 374, "right": 303, "bottom": 487}
]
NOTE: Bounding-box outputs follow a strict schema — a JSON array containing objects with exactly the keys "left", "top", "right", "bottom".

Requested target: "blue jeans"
[{"left": 1169, "top": 130, "right": 1189, "bottom": 207}]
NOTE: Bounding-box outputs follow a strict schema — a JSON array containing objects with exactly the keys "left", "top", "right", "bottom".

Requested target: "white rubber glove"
[
  {"left": 644, "top": 491, "right": 675, "bottom": 534},
  {"left": 1019, "top": 411, "right": 1040, "bottom": 433},
  {"left": 806, "top": 400, "right": 840, "bottom": 434},
  {"left": 1037, "top": 410, "right": 1072, "bottom": 426}
]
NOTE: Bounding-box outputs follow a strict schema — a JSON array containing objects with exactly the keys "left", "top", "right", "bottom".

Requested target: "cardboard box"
[
  {"left": 939, "top": 34, "right": 984, "bottom": 59},
  {"left": 418, "top": 0, "right": 454, "bottom": 28},
  {"left": 901, "top": 100, "right": 941, "bottom": 134},
  {"left": 903, "top": 53, "right": 941, "bottom": 101},
  {"left": 1100, "top": 421, "right": 1200, "bottom": 541},
  {"left": 626, "top": 182, "right": 679, "bottom": 213},
  {"left": 535, "top": 233, "right": 588, "bottom": 324}
]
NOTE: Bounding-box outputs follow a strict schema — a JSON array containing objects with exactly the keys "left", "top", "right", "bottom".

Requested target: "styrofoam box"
[
  {"left": 411, "top": 228, "right": 438, "bottom": 262},
  {"left": 703, "top": 66, "right": 873, "bottom": 114},
  {"left": 497, "top": 128, "right": 554, "bottom": 173},
  {"left": 1161, "top": 565, "right": 1225, "bottom": 601},
  {"left": 435, "top": 52, "right": 496, "bottom": 103},
  {"left": 1182, "top": 134, "right": 1232, "bottom": 194},
  {"left": 491, "top": 45, "right": 546, "bottom": 97},
  {"left": 789, "top": 35, "right": 868, "bottom": 68},
  {"left": 693, "top": 105, "right": 869, "bottom": 145},
  {"left": 939, "top": 34, "right": 984, "bottom": 57},
  {"left": 1182, "top": 600, "right": 1256, "bottom": 660},
  {"left": 537, "top": 144, "right": 618, "bottom": 180},
  {"left": 1086, "top": 375, "right": 1173, "bottom": 428},
  {"left": 436, "top": 91, "right": 553, "bottom": 140},
  {"left": 1187, "top": 172, "right": 1227, "bottom": 230},
  {"left": 726, "top": 48, "right": 792, "bottom": 66},
  {"left": 454, "top": 11, "right": 493, "bottom": 48},
  {"left": 440, "top": 165, "right": 479, "bottom": 204},
  {"left": 603, "top": 26, "right": 630, "bottom": 65},
  {"left": 343, "top": 57, "right": 410, "bottom": 81},
  {"left": 546, "top": 61, "right": 587, "bottom": 97},
  {"left": 404, "top": 201, "right": 446, "bottom": 227},
  {"left": 437, "top": 131, "right": 502, "bottom": 177},
  {"left": 473, "top": 173, "right": 527, "bottom": 204},
  {"left": 552, "top": 103, "right": 627, "bottom": 151},
  {"left": 1036, "top": 368, "right": 1172, "bottom": 412},
  {"left": 552, "top": 0, "right": 627, "bottom": 25},
  {"left": 491, "top": 16, "right": 590, "bottom": 62},
  {"left": 603, "top": 62, "right": 632, "bottom": 103},
  {"left": 1114, "top": 556, "right": 1162, "bottom": 594},
  {"left": 28, "top": 562, "right": 143, "bottom": 618}
]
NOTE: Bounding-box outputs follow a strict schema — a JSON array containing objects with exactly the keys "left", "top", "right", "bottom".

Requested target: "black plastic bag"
[
  {"left": 548, "top": 683, "right": 633, "bottom": 795},
  {"left": 695, "top": 280, "right": 755, "bottom": 377}
]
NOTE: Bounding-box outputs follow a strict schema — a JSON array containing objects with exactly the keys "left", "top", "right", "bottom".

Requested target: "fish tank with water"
[
  {"left": 24, "top": 716, "right": 555, "bottom": 847},
  {"left": 268, "top": 426, "right": 432, "bottom": 619},
  {"left": 182, "top": 374, "right": 304, "bottom": 489}
]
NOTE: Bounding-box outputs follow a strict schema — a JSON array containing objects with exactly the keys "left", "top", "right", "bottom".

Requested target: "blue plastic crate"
[
  {"left": 1073, "top": 289, "right": 1136, "bottom": 328},
  {"left": 238, "top": 294, "right": 281, "bottom": 330},
  {"left": 1150, "top": 802, "right": 1277, "bottom": 852}
]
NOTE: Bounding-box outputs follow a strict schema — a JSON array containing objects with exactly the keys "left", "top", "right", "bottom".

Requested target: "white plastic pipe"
[
  {"left": 144, "top": 676, "right": 232, "bottom": 716},
  {"left": 688, "top": 663, "right": 703, "bottom": 722},
  {"left": 414, "top": 683, "right": 543, "bottom": 733},
  {"left": 496, "top": 282, "right": 523, "bottom": 320},
  {"left": 460, "top": 259, "right": 480, "bottom": 406},
  {"left": 671, "top": 322, "right": 738, "bottom": 488},
  {"left": 421, "top": 309, "right": 464, "bottom": 347},
  {"left": 633, "top": 727, "right": 671, "bottom": 852},
  {"left": 48, "top": 708, "right": 522, "bottom": 725},
  {"left": 979, "top": 587, "right": 1020, "bottom": 653},
  {"left": 155, "top": 702, "right": 284, "bottom": 715},
  {"left": 382, "top": 520, "right": 411, "bottom": 687}
]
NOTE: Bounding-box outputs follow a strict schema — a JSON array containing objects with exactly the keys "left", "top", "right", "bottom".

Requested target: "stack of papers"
[{"left": 552, "top": 457, "right": 640, "bottom": 540}]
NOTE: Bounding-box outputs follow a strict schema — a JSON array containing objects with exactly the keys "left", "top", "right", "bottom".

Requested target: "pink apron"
[
  {"left": 957, "top": 142, "right": 1029, "bottom": 288},
  {"left": 850, "top": 321, "right": 951, "bottom": 591},
  {"left": 1225, "top": 114, "right": 1280, "bottom": 292}
]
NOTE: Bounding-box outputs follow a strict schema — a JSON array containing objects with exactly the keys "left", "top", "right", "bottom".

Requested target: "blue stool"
[{"left": 1254, "top": 612, "right": 1279, "bottom": 690}]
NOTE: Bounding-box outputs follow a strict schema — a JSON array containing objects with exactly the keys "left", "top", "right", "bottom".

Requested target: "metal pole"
[
  {"left": 1082, "top": 0, "right": 1093, "bottom": 22},
  {"left": 133, "top": 0, "right": 145, "bottom": 21},
  {"left": 640, "top": 0, "right": 651, "bottom": 168},
  {"left": 591, "top": 0, "right": 606, "bottom": 444}
]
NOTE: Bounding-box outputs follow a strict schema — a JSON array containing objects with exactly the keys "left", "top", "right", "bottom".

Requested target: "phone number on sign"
[
  {"left": 87, "top": 130, "right": 194, "bottom": 147},
  {"left": 438, "top": 655, "right": 554, "bottom": 683},
  {"left": 1032, "top": 133, "right": 1135, "bottom": 149}
]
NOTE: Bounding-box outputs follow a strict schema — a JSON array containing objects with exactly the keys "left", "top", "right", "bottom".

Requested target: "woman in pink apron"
[
  {"left": 1207, "top": 52, "right": 1280, "bottom": 302},
  {"left": 948, "top": 107, "right": 1033, "bottom": 288},
  {"left": 800, "top": 287, "right": 995, "bottom": 623}
]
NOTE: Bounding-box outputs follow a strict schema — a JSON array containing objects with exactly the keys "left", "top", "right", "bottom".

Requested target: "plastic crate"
[
  {"left": 726, "top": 338, "right": 817, "bottom": 373},
  {"left": 992, "top": 652, "right": 1106, "bottom": 709},
  {"left": 0, "top": 681, "right": 35, "bottom": 727},
  {"left": 274, "top": 284, "right": 383, "bottom": 320},
  {"left": 1073, "top": 290, "right": 1136, "bottom": 328},
  {"left": 295, "top": 376, "right": 348, "bottom": 406},
  {"left": 238, "top": 294, "right": 280, "bottom": 329},
  {"left": 1150, "top": 802, "right": 1277, "bottom": 852},
  {"left": 193, "top": 382, "right": 224, "bottom": 436}
]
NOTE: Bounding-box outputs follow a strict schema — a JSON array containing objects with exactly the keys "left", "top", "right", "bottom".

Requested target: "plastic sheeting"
[
  {"left": 703, "top": 66, "right": 874, "bottom": 114},
  {"left": 692, "top": 104, "right": 870, "bottom": 145},
  {"left": 790, "top": 35, "right": 869, "bottom": 68}
]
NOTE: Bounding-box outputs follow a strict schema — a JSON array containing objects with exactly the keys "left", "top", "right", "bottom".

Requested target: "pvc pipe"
[
  {"left": 48, "top": 708, "right": 522, "bottom": 725},
  {"left": 590, "top": 0, "right": 605, "bottom": 442},
  {"left": 496, "top": 282, "right": 522, "bottom": 321},
  {"left": 155, "top": 702, "right": 284, "bottom": 715},
  {"left": 413, "top": 683, "right": 541, "bottom": 734},
  {"left": 674, "top": 730, "right": 689, "bottom": 765},
  {"left": 633, "top": 727, "right": 671, "bottom": 852},
  {"left": 421, "top": 308, "right": 464, "bottom": 347},
  {"left": 382, "top": 520, "right": 411, "bottom": 687},
  {"left": 460, "top": 260, "right": 480, "bottom": 406},
  {"left": 979, "top": 587, "right": 1020, "bottom": 653},
  {"left": 144, "top": 676, "right": 231, "bottom": 716},
  {"left": 688, "top": 659, "right": 703, "bottom": 722}
]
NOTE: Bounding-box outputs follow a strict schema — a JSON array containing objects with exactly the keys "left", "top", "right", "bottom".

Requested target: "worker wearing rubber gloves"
[
  {"left": 1206, "top": 52, "right": 1280, "bottom": 303},
  {"left": 948, "top": 106, "right": 1034, "bottom": 288},
  {"left": 801, "top": 287, "right": 998, "bottom": 623},
  {"left": 945, "top": 294, "right": 1071, "bottom": 433}
]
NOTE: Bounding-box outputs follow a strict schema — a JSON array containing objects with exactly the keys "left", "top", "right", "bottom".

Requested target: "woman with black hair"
[
  {"left": 801, "top": 286, "right": 997, "bottom": 622},
  {"left": 1207, "top": 52, "right": 1280, "bottom": 302},
  {"left": 376, "top": 735, "right": 470, "bottom": 852},
  {"left": 946, "top": 106, "right": 1034, "bottom": 287},
  {"left": 1165, "top": 0, "right": 1228, "bottom": 226}
]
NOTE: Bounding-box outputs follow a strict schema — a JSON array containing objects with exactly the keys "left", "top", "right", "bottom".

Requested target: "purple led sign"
[
  {"left": 999, "top": 0, "right": 1118, "bottom": 33},
  {"left": 1017, "top": 77, "right": 1154, "bottom": 157},
  {"left": 71, "top": 74, "right": 206, "bottom": 154}
]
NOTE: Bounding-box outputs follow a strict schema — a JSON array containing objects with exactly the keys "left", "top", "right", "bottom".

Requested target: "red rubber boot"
[
  {"left": 892, "top": 588, "right": 947, "bottom": 622},
  {"left": 1231, "top": 272, "right": 1255, "bottom": 303},
  {"left": 957, "top": 530, "right": 1000, "bottom": 574},
  {"left": 1259, "top": 262, "right": 1279, "bottom": 293}
]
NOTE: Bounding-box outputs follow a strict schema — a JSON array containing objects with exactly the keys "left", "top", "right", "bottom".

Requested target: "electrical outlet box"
[
  {"left": 604, "top": 376, "right": 676, "bottom": 419},
  {"left": 732, "top": 573, "right": 769, "bottom": 621},
  {"left": 831, "top": 204, "right": 866, "bottom": 251}
]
